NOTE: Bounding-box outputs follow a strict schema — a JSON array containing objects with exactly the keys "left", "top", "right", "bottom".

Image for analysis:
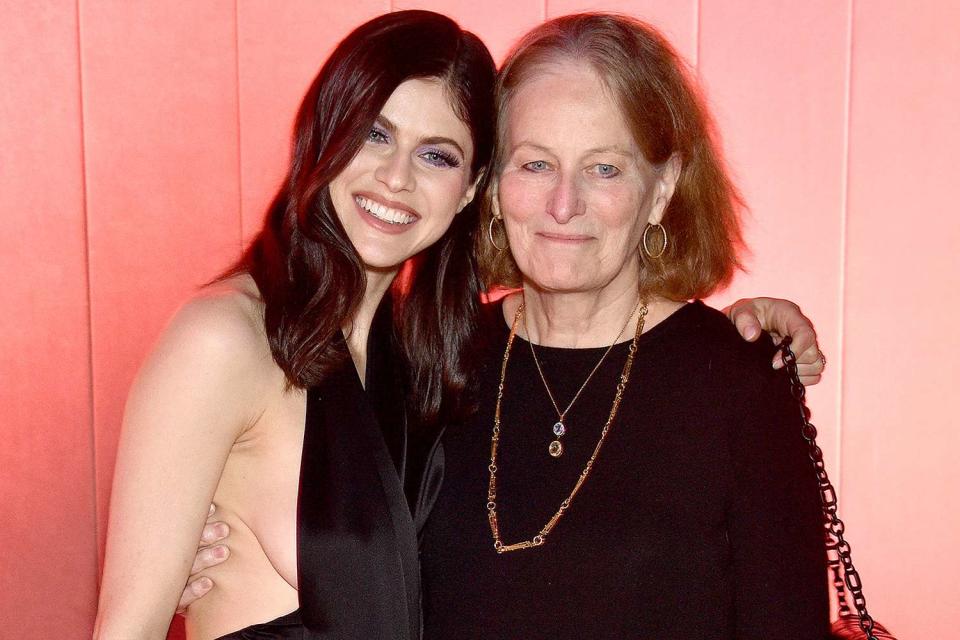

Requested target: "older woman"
[{"left": 419, "top": 13, "right": 828, "bottom": 639}]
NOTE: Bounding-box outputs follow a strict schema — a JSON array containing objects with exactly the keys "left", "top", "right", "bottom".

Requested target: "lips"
[
  {"left": 537, "top": 231, "right": 593, "bottom": 243},
  {"left": 354, "top": 195, "right": 419, "bottom": 225}
]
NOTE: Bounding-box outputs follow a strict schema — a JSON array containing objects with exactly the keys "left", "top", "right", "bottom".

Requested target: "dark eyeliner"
[
  {"left": 424, "top": 148, "right": 461, "bottom": 168},
  {"left": 368, "top": 124, "right": 390, "bottom": 143}
]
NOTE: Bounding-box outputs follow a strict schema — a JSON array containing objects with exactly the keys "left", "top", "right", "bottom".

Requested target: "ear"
[
  {"left": 647, "top": 153, "right": 682, "bottom": 226},
  {"left": 489, "top": 177, "right": 502, "bottom": 220},
  {"left": 457, "top": 169, "right": 486, "bottom": 214}
]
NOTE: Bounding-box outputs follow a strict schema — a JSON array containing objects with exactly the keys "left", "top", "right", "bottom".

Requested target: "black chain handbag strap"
[{"left": 778, "top": 338, "right": 894, "bottom": 640}]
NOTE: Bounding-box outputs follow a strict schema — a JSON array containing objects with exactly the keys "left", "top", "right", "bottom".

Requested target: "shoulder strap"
[{"left": 778, "top": 338, "right": 887, "bottom": 640}]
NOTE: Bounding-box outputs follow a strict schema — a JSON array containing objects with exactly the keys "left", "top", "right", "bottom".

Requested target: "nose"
[
  {"left": 546, "top": 173, "right": 584, "bottom": 223},
  {"left": 374, "top": 150, "right": 416, "bottom": 193}
]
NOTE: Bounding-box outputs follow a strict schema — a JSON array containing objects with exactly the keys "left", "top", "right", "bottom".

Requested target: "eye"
[
  {"left": 522, "top": 160, "right": 550, "bottom": 172},
  {"left": 592, "top": 163, "right": 621, "bottom": 178},
  {"left": 420, "top": 148, "right": 462, "bottom": 169},
  {"left": 367, "top": 126, "right": 390, "bottom": 144}
]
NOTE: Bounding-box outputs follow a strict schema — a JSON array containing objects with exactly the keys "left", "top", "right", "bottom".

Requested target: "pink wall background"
[{"left": 2, "top": 1, "right": 958, "bottom": 637}]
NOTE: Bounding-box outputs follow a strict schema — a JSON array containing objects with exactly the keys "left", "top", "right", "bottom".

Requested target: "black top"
[
  {"left": 420, "top": 301, "right": 829, "bottom": 639},
  {"left": 215, "top": 295, "right": 427, "bottom": 640}
]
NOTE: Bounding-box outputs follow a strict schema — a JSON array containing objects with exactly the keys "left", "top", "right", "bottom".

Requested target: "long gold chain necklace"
[
  {"left": 487, "top": 300, "right": 647, "bottom": 553},
  {"left": 524, "top": 295, "right": 641, "bottom": 458}
]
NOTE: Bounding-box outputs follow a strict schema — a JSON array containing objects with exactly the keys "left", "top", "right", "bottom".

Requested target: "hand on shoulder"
[{"left": 724, "top": 296, "right": 825, "bottom": 386}]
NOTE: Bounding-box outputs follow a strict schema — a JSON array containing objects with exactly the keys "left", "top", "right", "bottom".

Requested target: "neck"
[
  {"left": 522, "top": 285, "right": 640, "bottom": 349},
  {"left": 344, "top": 266, "right": 397, "bottom": 385},
  {"left": 506, "top": 269, "right": 683, "bottom": 349}
]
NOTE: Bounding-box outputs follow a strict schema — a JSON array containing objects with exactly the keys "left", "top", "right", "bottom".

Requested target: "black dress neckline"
[
  {"left": 492, "top": 299, "right": 698, "bottom": 353},
  {"left": 215, "top": 293, "right": 424, "bottom": 639},
  {"left": 296, "top": 293, "right": 421, "bottom": 637}
]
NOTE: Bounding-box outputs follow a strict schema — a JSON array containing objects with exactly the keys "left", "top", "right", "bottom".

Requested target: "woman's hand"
[
  {"left": 176, "top": 503, "right": 232, "bottom": 613},
  {"left": 725, "top": 297, "right": 825, "bottom": 385}
]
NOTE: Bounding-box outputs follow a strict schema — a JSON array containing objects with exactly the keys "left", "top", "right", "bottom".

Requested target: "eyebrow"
[
  {"left": 586, "top": 145, "right": 634, "bottom": 157},
  {"left": 511, "top": 141, "right": 634, "bottom": 158},
  {"left": 375, "top": 115, "right": 466, "bottom": 158},
  {"left": 511, "top": 141, "right": 552, "bottom": 154}
]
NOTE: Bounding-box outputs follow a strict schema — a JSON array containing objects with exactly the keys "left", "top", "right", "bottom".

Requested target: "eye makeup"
[
  {"left": 367, "top": 115, "right": 466, "bottom": 169},
  {"left": 421, "top": 147, "right": 462, "bottom": 168}
]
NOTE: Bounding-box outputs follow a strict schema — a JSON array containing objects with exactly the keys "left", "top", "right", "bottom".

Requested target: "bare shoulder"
[
  {"left": 163, "top": 274, "right": 269, "bottom": 365},
  {"left": 131, "top": 274, "right": 279, "bottom": 431}
]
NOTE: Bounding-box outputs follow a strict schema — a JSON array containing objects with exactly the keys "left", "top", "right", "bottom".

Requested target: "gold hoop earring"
[
  {"left": 642, "top": 223, "right": 667, "bottom": 259},
  {"left": 488, "top": 216, "right": 506, "bottom": 252}
]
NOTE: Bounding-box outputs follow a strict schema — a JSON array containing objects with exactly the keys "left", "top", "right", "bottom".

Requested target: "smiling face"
[
  {"left": 328, "top": 78, "right": 478, "bottom": 272},
  {"left": 497, "top": 62, "right": 678, "bottom": 295}
]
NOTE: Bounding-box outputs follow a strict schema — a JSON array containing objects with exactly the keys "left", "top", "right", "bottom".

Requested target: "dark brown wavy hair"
[
  {"left": 480, "top": 13, "right": 744, "bottom": 301},
  {"left": 234, "top": 11, "right": 495, "bottom": 429}
]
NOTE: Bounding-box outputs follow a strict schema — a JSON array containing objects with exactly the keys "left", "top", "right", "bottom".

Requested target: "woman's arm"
[
  {"left": 93, "top": 294, "right": 264, "bottom": 639},
  {"left": 727, "top": 351, "right": 830, "bottom": 638}
]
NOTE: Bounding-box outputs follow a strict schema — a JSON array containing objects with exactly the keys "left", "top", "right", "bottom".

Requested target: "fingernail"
[
  {"left": 208, "top": 504, "right": 216, "bottom": 516},
  {"left": 199, "top": 577, "right": 212, "bottom": 590},
  {"left": 213, "top": 546, "right": 228, "bottom": 559},
  {"left": 772, "top": 359, "right": 783, "bottom": 369},
  {"left": 215, "top": 524, "right": 229, "bottom": 538}
]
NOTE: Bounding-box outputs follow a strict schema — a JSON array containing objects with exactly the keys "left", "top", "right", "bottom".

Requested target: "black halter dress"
[{"left": 214, "top": 296, "right": 441, "bottom": 640}]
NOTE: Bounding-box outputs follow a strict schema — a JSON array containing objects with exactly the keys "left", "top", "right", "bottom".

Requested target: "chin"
[
  {"left": 526, "top": 271, "right": 593, "bottom": 293},
  {"left": 348, "top": 242, "right": 404, "bottom": 269},
  {"left": 519, "top": 253, "right": 585, "bottom": 287},
  {"left": 357, "top": 253, "right": 411, "bottom": 271},
  {"left": 347, "top": 232, "right": 420, "bottom": 270}
]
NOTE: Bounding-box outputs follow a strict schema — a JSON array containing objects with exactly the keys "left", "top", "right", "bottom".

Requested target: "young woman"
[
  {"left": 110, "top": 10, "right": 827, "bottom": 640},
  {"left": 94, "top": 11, "right": 495, "bottom": 639}
]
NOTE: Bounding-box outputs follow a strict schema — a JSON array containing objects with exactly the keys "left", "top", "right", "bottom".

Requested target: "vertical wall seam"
[
  {"left": 543, "top": 0, "right": 548, "bottom": 22},
  {"left": 234, "top": 0, "right": 244, "bottom": 252},
  {"left": 836, "top": 0, "right": 855, "bottom": 497},
  {"left": 75, "top": 0, "right": 99, "bottom": 585},
  {"left": 693, "top": 0, "right": 701, "bottom": 70}
]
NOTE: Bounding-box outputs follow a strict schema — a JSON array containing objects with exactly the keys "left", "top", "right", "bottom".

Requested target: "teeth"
[{"left": 355, "top": 196, "right": 415, "bottom": 225}]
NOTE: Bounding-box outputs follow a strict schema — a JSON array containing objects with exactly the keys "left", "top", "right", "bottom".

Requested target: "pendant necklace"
[
  {"left": 487, "top": 298, "right": 648, "bottom": 552},
  {"left": 523, "top": 294, "right": 642, "bottom": 457}
]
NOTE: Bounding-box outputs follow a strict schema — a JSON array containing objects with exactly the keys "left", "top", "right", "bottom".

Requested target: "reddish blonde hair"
[{"left": 479, "top": 13, "right": 744, "bottom": 300}]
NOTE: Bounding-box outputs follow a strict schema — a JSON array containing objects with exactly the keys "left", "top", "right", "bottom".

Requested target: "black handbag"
[{"left": 779, "top": 339, "right": 897, "bottom": 640}]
